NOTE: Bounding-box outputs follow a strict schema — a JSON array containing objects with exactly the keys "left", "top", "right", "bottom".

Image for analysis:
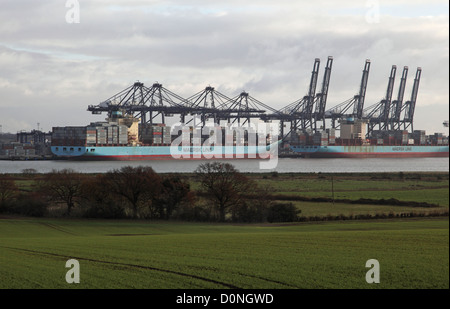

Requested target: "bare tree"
[
  {"left": 153, "top": 175, "right": 195, "bottom": 220},
  {"left": 104, "top": 166, "right": 162, "bottom": 219},
  {"left": 195, "top": 162, "right": 254, "bottom": 222},
  {"left": 40, "top": 169, "right": 84, "bottom": 215},
  {"left": 79, "top": 174, "right": 126, "bottom": 219},
  {"left": 0, "top": 176, "right": 18, "bottom": 208}
]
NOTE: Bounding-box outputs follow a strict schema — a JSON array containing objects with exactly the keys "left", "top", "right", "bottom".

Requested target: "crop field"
[
  {"left": 1, "top": 171, "right": 448, "bottom": 290},
  {"left": 0, "top": 217, "right": 448, "bottom": 289},
  {"left": 241, "top": 172, "right": 449, "bottom": 218},
  {"left": 244, "top": 172, "right": 449, "bottom": 205}
]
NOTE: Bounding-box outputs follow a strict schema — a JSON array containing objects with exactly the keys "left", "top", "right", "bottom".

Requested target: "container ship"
[
  {"left": 51, "top": 115, "right": 448, "bottom": 160},
  {"left": 50, "top": 115, "right": 278, "bottom": 160},
  {"left": 288, "top": 119, "right": 449, "bottom": 158}
]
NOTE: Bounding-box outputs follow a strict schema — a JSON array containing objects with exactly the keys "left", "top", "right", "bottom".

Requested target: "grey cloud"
[{"left": 0, "top": 1, "right": 448, "bottom": 134}]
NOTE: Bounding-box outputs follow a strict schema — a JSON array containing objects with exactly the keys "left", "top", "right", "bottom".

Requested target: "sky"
[{"left": 0, "top": 0, "right": 448, "bottom": 135}]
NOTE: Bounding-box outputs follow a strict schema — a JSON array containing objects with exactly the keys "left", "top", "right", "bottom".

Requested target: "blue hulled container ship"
[
  {"left": 289, "top": 144, "right": 449, "bottom": 158},
  {"left": 287, "top": 119, "right": 449, "bottom": 158},
  {"left": 51, "top": 115, "right": 278, "bottom": 160}
]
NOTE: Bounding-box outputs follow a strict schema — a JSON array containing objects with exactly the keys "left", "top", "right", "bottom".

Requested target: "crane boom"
[
  {"left": 402, "top": 67, "right": 422, "bottom": 131},
  {"left": 315, "top": 56, "right": 333, "bottom": 120},
  {"left": 353, "top": 59, "right": 371, "bottom": 118},
  {"left": 390, "top": 66, "right": 408, "bottom": 130},
  {"left": 380, "top": 65, "right": 397, "bottom": 129},
  {"left": 304, "top": 58, "right": 321, "bottom": 120},
  {"left": 289, "top": 58, "right": 321, "bottom": 131}
]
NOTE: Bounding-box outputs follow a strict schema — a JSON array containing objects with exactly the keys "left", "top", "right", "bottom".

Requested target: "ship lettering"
[{"left": 392, "top": 146, "right": 412, "bottom": 152}]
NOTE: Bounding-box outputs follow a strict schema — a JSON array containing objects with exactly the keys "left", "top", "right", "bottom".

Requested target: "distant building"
[{"left": 0, "top": 130, "right": 52, "bottom": 159}]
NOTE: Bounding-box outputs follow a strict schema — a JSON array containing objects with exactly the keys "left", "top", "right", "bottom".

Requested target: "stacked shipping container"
[
  {"left": 152, "top": 126, "right": 162, "bottom": 144},
  {"left": 0, "top": 143, "right": 36, "bottom": 157},
  {"left": 138, "top": 123, "right": 172, "bottom": 145},
  {"left": 413, "top": 130, "right": 426, "bottom": 145},
  {"left": 52, "top": 123, "right": 128, "bottom": 146},
  {"left": 52, "top": 126, "right": 87, "bottom": 146},
  {"left": 288, "top": 128, "right": 447, "bottom": 147}
]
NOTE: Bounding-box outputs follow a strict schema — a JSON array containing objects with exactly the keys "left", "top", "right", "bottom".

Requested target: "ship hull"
[
  {"left": 290, "top": 145, "right": 449, "bottom": 158},
  {"left": 51, "top": 144, "right": 278, "bottom": 161}
]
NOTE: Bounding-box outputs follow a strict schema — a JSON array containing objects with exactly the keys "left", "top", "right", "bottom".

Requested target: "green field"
[
  {"left": 245, "top": 172, "right": 449, "bottom": 205},
  {"left": 1, "top": 171, "right": 448, "bottom": 289},
  {"left": 243, "top": 172, "right": 449, "bottom": 218},
  {"left": 0, "top": 217, "right": 448, "bottom": 289}
]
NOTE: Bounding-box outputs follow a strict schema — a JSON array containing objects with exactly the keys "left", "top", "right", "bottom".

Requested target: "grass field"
[
  {"left": 243, "top": 172, "right": 449, "bottom": 218},
  {"left": 245, "top": 172, "right": 449, "bottom": 206},
  {"left": 0, "top": 217, "right": 448, "bottom": 289},
  {"left": 1, "top": 171, "right": 448, "bottom": 289}
]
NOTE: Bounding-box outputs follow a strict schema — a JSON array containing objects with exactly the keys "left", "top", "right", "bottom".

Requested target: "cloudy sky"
[{"left": 0, "top": 0, "right": 448, "bottom": 135}]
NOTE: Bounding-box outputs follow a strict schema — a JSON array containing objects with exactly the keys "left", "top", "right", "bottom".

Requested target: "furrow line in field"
[
  {"left": 237, "top": 272, "right": 298, "bottom": 288},
  {"left": 0, "top": 246, "right": 239, "bottom": 289},
  {"left": 37, "top": 222, "right": 78, "bottom": 236}
]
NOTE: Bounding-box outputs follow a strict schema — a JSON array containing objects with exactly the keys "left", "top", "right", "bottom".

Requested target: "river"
[{"left": 0, "top": 157, "right": 448, "bottom": 174}]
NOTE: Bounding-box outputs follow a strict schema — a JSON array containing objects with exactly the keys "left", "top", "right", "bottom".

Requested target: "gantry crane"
[
  {"left": 86, "top": 58, "right": 424, "bottom": 144},
  {"left": 400, "top": 67, "right": 422, "bottom": 132},
  {"left": 365, "top": 65, "right": 397, "bottom": 134},
  {"left": 277, "top": 58, "right": 321, "bottom": 134},
  {"left": 313, "top": 56, "right": 333, "bottom": 131},
  {"left": 185, "top": 86, "right": 232, "bottom": 125},
  {"left": 324, "top": 59, "right": 371, "bottom": 129},
  {"left": 389, "top": 66, "right": 408, "bottom": 130},
  {"left": 87, "top": 82, "right": 194, "bottom": 125}
]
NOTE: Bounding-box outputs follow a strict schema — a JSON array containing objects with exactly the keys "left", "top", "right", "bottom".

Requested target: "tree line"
[{"left": 0, "top": 163, "right": 300, "bottom": 223}]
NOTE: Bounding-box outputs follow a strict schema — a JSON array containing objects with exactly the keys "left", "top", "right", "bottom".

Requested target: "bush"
[
  {"left": 267, "top": 203, "right": 301, "bottom": 223},
  {"left": 81, "top": 201, "right": 127, "bottom": 219},
  {"left": 4, "top": 193, "right": 48, "bottom": 217},
  {"left": 173, "top": 203, "right": 214, "bottom": 222},
  {"left": 232, "top": 201, "right": 267, "bottom": 223},
  {"left": 22, "top": 168, "right": 37, "bottom": 176}
]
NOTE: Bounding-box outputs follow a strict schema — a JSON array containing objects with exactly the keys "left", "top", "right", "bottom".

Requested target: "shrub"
[
  {"left": 81, "top": 201, "right": 126, "bottom": 219},
  {"left": 232, "top": 201, "right": 268, "bottom": 223},
  {"left": 174, "top": 203, "right": 213, "bottom": 222},
  {"left": 5, "top": 193, "right": 48, "bottom": 217},
  {"left": 267, "top": 203, "right": 301, "bottom": 223}
]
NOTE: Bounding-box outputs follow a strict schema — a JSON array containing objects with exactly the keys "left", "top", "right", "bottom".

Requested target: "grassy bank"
[{"left": 0, "top": 217, "right": 448, "bottom": 289}]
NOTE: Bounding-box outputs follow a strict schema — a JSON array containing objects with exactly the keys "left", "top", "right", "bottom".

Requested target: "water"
[{"left": 0, "top": 157, "right": 448, "bottom": 174}]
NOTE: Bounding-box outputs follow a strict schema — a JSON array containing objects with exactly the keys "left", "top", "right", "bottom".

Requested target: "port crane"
[
  {"left": 185, "top": 86, "right": 277, "bottom": 127},
  {"left": 265, "top": 57, "right": 333, "bottom": 141},
  {"left": 224, "top": 91, "right": 279, "bottom": 126},
  {"left": 389, "top": 66, "right": 409, "bottom": 130},
  {"left": 283, "top": 58, "right": 321, "bottom": 132},
  {"left": 400, "top": 67, "right": 422, "bottom": 132},
  {"left": 88, "top": 82, "right": 271, "bottom": 128},
  {"left": 87, "top": 81, "right": 194, "bottom": 125},
  {"left": 249, "top": 57, "right": 327, "bottom": 141},
  {"left": 365, "top": 65, "right": 397, "bottom": 135},
  {"left": 324, "top": 59, "right": 371, "bottom": 129},
  {"left": 313, "top": 56, "right": 333, "bottom": 131},
  {"left": 86, "top": 58, "right": 425, "bottom": 144},
  {"left": 184, "top": 86, "right": 232, "bottom": 126}
]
